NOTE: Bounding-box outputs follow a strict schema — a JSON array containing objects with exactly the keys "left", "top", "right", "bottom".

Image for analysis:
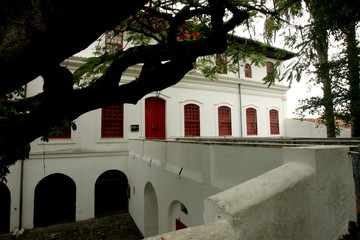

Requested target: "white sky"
[{"left": 285, "top": 76, "right": 322, "bottom": 118}]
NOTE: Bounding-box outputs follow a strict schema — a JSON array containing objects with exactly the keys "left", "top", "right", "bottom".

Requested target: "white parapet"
[
  {"left": 136, "top": 141, "right": 356, "bottom": 240},
  {"left": 204, "top": 146, "right": 356, "bottom": 240},
  {"left": 145, "top": 221, "right": 234, "bottom": 240}
]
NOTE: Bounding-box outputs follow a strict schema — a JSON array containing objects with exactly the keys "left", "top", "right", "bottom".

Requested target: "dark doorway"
[
  {"left": 95, "top": 170, "right": 128, "bottom": 218},
  {"left": 34, "top": 174, "right": 76, "bottom": 227},
  {"left": 0, "top": 182, "right": 10, "bottom": 233},
  {"left": 145, "top": 97, "right": 166, "bottom": 140}
]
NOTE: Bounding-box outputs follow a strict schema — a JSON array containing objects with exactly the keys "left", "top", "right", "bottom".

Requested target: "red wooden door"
[
  {"left": 176, "top": 218, "right": 187, "bottom": 230},
  {"left": 145, "top": 97, "right": 165, "bottom": 140}
]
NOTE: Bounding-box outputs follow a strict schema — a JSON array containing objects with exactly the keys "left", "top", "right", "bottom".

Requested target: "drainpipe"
[
  {"left": 238, "top": 84, "right": 243, "bottom": 137},
  {"left": 238, "top": 62, "right": 243, "bottom": 137},
  {"left": 19, "top": 84, "right": 27, "bottom": 229},
  {"left": 19, "top": 159, "right": 24, "bottom": 229}
]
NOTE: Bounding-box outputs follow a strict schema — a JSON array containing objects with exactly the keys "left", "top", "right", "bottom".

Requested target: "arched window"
[
  {"left": 244, "top": 64, "right": 252, "bottom": 78},
  {"left": 266, "top": 61, "right": 275, "bottom": 82},
  {"left": 216, "top": 54, "right": 227, "bottom": 74},
  {"left": 49, "top": 124, "right": 71, "bottom": 139},
  {"left": 246, "top": 108, "right": 257, "bottom": 135},
  {"left": 218, "top": 106, "right": 232, "bottom": 136},
  {"left": 105, "top": 32, "right": 123, "bottom": 53},
  {"left": 184, "top": 104, "right": 200, "bottom": 137},
  {"left": 269, "top": 109, "right": 280, "bottom": 135},
  {"left": 102, "top": 105, "right": 124, "bottom": 138}
]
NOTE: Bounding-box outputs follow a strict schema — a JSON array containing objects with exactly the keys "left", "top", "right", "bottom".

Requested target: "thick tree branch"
[
  {"left": 0, "top": 0, "right": 148, "bottom": 96},
  {"left": 0, "top": 0, "right": 252, "bottom": 177}
]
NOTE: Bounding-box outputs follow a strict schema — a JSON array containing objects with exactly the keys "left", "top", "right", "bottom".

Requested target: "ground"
[
  {"left": 1, "top": 214, "right": 359, "bottom": 240},
  {"left": 0, "top": 213, "right": 143, "bottom": 240},
  {"left": 341, "top": 221, "right": 360, "bottom": 240}
]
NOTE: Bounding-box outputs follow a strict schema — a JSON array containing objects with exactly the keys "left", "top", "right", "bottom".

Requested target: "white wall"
[
  {"left": 6, "top": 151, "right": 128, "bottom": 230},
  {"left": 143, "top": 144, "right": 356, "bottom": 240},
  {"left": 204, "top": 146, "right": 356, "bottom": 240},
  {"left": 128, "top": 139, "right": 288, "bottom": 237},
  {"left": 284, "top": 118, "right": 351, "bottom": 138}
]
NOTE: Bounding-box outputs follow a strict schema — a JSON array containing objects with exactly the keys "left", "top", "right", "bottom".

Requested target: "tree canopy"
[
  {"left": 0, "top": 0, "right": 257, "bottom": 179},
  {"left": 3, "top": 0, "right": 356, "bottom": 179}
]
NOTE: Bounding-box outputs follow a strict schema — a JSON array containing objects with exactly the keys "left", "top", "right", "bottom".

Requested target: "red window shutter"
[
  {"left": 246, "top": 108, "right": 257, "bottom": 135},
  {"left": 105, "top": 32, "right": 123, "bottom": 53},
  {"left": 49, "top": 125, "right": 71, "bottom": 139},
  {"left": 218, "top": 106, "right": 232, "bottom": 136},
  {"left": 245, "top": 64, "right": 252, "bottom": 78},
  {"left": 266, "top": 61, "right": 274, "bottom": 81},
  {"left": 216, "top": 54, "right": 227, "bottom": 74},
  {"left": 269, "top": 109, "right": 279, "bottom": 135},
  {"left": 101, "top": 105, "right": 124, "bottom": 138},
  {"left": 184, "top": 104, "right": 200, "bottom": 137}
]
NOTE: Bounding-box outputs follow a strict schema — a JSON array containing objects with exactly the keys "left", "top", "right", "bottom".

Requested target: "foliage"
[
  {"left": 0, "top": 0, "right": 297, "bottom": 179},
  {"left": 253, "top": 0, "right": 360, "bottom": 137}
]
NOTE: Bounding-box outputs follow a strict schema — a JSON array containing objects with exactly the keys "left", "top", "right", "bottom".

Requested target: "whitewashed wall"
[
  {"left": 284, "top": 118, "right": 351, "bottom": 138},
  {"left": 128, "top": 139, "right": 287, "bottom": 237},
  {"left": 144, "top": 145, "right": 356, "bottom": 240},
  {"left": 6, "top": 151, "right": 128, "bottom": 230}
]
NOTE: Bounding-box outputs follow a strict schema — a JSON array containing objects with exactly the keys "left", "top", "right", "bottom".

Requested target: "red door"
[
  {"left": 176, "top": 218, "right": 187, "bottom": 230},
  {"left": 145, "top": 97, "right": 165, "bottom": 140}
]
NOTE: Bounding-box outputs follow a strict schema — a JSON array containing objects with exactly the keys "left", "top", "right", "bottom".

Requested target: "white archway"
[{"left": 144, "top": 182, "right": 159, "bottom": 237}]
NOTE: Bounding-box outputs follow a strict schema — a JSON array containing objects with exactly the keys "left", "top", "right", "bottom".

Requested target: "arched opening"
[
  {"left": 218, "top": 106, "right": 232, "bottom": 136},
  {"left": 269, "top": 109, "right": 280, "bottom": 135},
  {"left": 246, "top": 108, "right": 258, "bottom": 136},
  {"left": 0, "top": 182, "right": 10, "bottom": 233},
  {"left": 184, "top": 104, "right": 200, "bottom": 137},
  {"left": 95, "top": 170, "right": 128, "bottom": 218},
  {"left": 168, "top": 200, "right": 191, "bottom": 232},
  {"left": 144, "top": 182, "right": 158, "bottom": 237},
  {"left": 34, "top": 173, "right": 76, "bottom": 227}
]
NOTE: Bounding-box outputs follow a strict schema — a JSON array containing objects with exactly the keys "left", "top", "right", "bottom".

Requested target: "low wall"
[
  {"left": 128, "top": 140, "right": 286, "bottom": 237},
  {"left": 143, "top": 145, "right": 356, "bottom": 240},
  {"left": 284, "top": 118, "right": 351, "bottom": 138}
]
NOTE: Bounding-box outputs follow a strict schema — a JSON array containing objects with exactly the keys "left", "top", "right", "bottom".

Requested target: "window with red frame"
[
  {"left": 101, "top": 105, "right": 124, "bottom": 138},
  {"left": 105, "top": 32, "right": 123, "bottom": 53},
  {"left": 246, "top": 108, "right": 257, "bottom": 135},
  {"left": 184, "top": 104, "right": 200, "bottom": 137},
  {"left": 216, "top": 54, "right": 227, "bottom": 74},
  {"left": 49, "top": 125, "right": 71, "bottom": 139},
  {"left": 269, "top": 109, "right": 280, "bottom": 135},
  {"left": 218, "top": 106, "right": 232, "bottom": 136},
  {"left": 266, "top": 61, "right": 275, "bottom": 82},
  {"left": 244, "top": 64, "right": 252, "bottom": 78}
]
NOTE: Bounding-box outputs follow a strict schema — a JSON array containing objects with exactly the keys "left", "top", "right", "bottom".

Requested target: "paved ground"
[
  {"left": 0, "top": 213, "right": 143, "bottom": 240},
  {"left": 1, "top": 214, "right": 358, "bottom": 240}
]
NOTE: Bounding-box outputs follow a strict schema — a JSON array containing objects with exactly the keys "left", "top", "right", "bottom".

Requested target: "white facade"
[{"left": 3, "top": 36, "right": 355, "bottom": 239}]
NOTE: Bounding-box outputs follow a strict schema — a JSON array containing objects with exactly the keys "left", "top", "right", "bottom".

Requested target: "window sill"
[
  {"left": 38, "top": 138, "right": 75, "bottom": 145},
  {"left": 96, "top": 138, "right": 127, "bottom": 144}
]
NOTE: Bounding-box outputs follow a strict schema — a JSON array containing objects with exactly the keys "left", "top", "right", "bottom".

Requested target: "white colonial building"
[{"left": 0, "top": 35, "right": 356, "bottom": 240}]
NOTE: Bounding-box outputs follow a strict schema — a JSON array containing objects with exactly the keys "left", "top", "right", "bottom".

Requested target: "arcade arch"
[
  {"left": 0, "top": 182, "right": 10, "bottom": 233},
  {"left": 95, "top": 170, "right": 128, "bottom": 218},
  {"left": 34, "top": 173, "right": 76, "bottom": 227},
  {"left": 144, "top": 182, "right": 159, "bottom": 237}
]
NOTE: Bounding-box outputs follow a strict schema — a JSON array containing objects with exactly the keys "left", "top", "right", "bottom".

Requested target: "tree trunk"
[
  {"left": 308, "top": 0, "right": 336, "bottom": 138},
  {"left": 314, "top": 30, "right": 336, "bottom": 137},
  {"left": 345, "top": 21, "right": 360, "bottom": 137}
]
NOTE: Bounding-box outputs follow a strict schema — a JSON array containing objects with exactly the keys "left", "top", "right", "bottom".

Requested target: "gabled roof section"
[{"left": 229, "top": 36, "right": 296, "bottom": 61}]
